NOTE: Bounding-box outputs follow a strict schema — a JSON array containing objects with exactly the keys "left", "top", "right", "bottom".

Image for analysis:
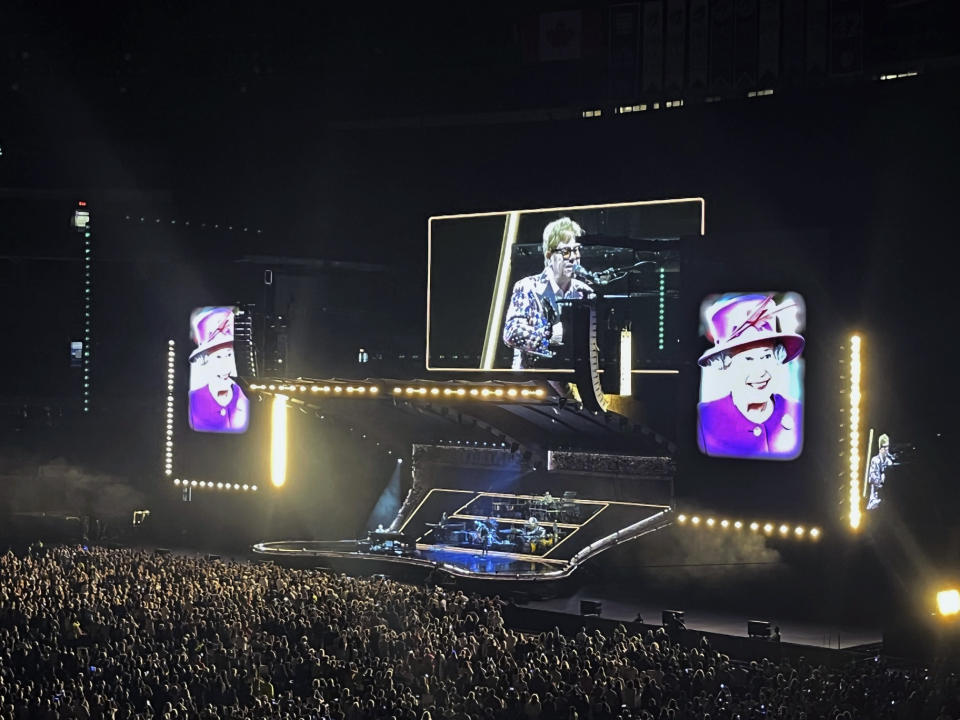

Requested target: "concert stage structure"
[{"left": 247, "top": 378, "right": 676, "bottom": 581}]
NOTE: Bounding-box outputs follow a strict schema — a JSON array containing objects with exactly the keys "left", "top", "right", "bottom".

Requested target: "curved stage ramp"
[{"left": 253, "top": 503, "right": 672, "bottom": 582}]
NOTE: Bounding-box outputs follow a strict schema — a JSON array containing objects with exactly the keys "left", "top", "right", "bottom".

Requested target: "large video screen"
[
  {"left": 697, "top": 292, "right": 805, "bottom": 460},
  {"left": 188, "top": 306, "right": 249, "bottom": 434},
  {"left": 427, "top": 199, "right": 704, "bottom": 372}
]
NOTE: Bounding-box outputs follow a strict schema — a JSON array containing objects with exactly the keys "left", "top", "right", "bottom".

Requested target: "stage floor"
[{"left": 526, "top": 585, "right": 882, "bottom": 650}]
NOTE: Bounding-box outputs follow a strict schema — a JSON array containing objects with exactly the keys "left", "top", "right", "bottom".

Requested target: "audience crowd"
[{"left": 0, "top": 545, "right": 957, "bottom": 720}]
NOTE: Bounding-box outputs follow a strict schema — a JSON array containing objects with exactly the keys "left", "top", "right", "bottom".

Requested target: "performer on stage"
[
  {"left": 867, "top": 433, "right": 895, "bottom": 510},
  {"left": 502, "top": 217, "right": 596, "bottom": 369}
]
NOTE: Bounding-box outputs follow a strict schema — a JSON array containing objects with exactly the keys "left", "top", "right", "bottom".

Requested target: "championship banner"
[
  {"left": 688, "top": 0, "right": 709, "bottom": 92},
  {"left": 664, "top": 0, "right": 687, "bottom": 95},
  {"left": 806, "top": 0, "right": 829, "bottom": 79},
  {"left": 539, "top": 10, "right": 582, "bottom": 62},
  {"left": 609, "top": 4, "right": 640, "bottom": 99},
  {"left": 734, "top": 0, "right": 758, "bottom": 91},
  {"left": 829, "top": 0, "right": 863, "bottom": 77},
  {"left": 709, "top": 0, "right": 735, "bottom": 94},
  {"left": 642, "top": 1, "right": 665, "bottom": 95},
  {"left": 782, "top": 0, "right": 806, "bottom": 84},
  {"left": 758, "top": 0, "right": 781, "bottom": 84}
]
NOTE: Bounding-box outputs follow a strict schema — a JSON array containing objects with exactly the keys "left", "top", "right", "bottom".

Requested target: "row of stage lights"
[
  {"left": 249, "top": 383, "right": 547, "bottom": 400},
  {"left": 848, "top": 335, "right": 862, "bottom": 530},
  {"left": 676, "top": 514, "right": 821, "bottom": 540},
  {"left": 164, "top": 340, "right": 176, "bottom": 477},
  {"left": 173, "top": 478, "right": 258, "bottom": 492}
]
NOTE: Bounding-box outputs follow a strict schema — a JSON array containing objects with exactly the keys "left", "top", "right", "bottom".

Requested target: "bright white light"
[
  {"left": 271, "top": 394, "right": 288, "bottom": 488},
  {"left": 849, "top": 334, "right": 863, "bottom": 530},
  {"left": 620, "top": 329, "right": 632, "bottom": 395},
  {"left": 937, "top": 589, "right": 960, "bottom": 616}
]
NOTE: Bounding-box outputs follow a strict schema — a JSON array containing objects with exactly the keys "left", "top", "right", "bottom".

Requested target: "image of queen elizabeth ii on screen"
[
  {"left": 188, "top": 306, "right": 249, "bottom": 434},
  {"left": 697, "top": 293, "right": 805, "bottom": 460}
]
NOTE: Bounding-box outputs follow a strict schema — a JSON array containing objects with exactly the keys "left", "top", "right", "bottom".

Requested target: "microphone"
[{"left": 572, "top": 264, "right": 606, "bottom": 285}]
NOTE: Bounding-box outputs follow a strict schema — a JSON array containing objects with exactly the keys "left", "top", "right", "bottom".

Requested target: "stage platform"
[{"left": 253, "top": 491, "right": 672, "bottom": 580}]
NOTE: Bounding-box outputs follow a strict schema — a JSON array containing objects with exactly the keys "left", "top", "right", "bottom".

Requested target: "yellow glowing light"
[
  {"left": 810, "top": 528, "right": 821, "bottom": 539},
  {"left": 677, "top": 514, "right": 687, "bottom": 523},
  {"left": 720, "top": 519, "right": 730, "bottom": 529},
  {"left": 299, "top": 385, "right": 306, "bottom": 392},
  {"left": 443, "top": 388, "right": 452, "bottom": 395},
  {"left": 750, "top": 522, "right": 759, "bottom": 532},
  {"left": 358, "top": 386, "right": 366, "bottom": 393},
  {"left": 937, "top": 590, "right": 960, "bottom": 616},
  {"left": 620, "top": 329, "right": 632, "bottom": 395},
  {"left": 334, "top": 386, "right": 343, "bottom": 393},
  {"left": 406, "top": 387, "right": 415, "bottom": 394},
  {"left": 795, "top": 526, "right": 805, "bottom": 536},
  {"left": 763, "top": 523, "right": 774, "bottom": 534},
  {"left": 706, "top": 518, "right": 715, "bottom": 527},
  {"left": 346, "top": 387, "right": 355, "bottom": 393},
  {"left": 494, "top": 389, "right": 504, "bottom": 396},
  {"left": 470, "top": 389, "right": 479, "bottom": 396},
  {"left": 418, "top": 388, "right": 427, "bottom": 395},
  {"left": 173, "top": 478, "right": 181, "bottom": 485},
  {"left": 217, "top": 482, "right": 224, "bottom": 489},
  {"left": 849, "top": 334, "right": 863, "bottom": 530},
  {"left": 271, "top": 394, "right": 288, "bottom": 488},
  {"left": 481, "top": 389, "right": 491, "bottom": 396},
  {"left": 322, "top": 386, "right": 331, "bottom": 392},
  {"left": 312, "top": 386, "right": 320, "bottom": 392},
  {"left": 535, "top": 389, "right": 545, "bottom": 397},
  {"left": 251, "top": 485, "right": 258, "bottom": 491},
  {"left": 431, "top": 388, "right": 440, "bottom": 395},
  {"left": 779, "top": 524, "right": 789, "bottom": 535},
  {"left": 734, "top": 521, "right": 743, "bottom": 529},
  {"left": 456, "top": 388, "right": 465, "bottom": 396},
  {"left": 691, "top": 516, "right": 701, "bottom": 525},
  {"left": 394, "top": 387, "right": 402, "bottom": 394},
  {"left": 268, "top": 384, "right": 276, "bottom": 391},
  {"left": 370, "top": 387, "right": 378, "bottom": 393},
  {"left": 507, "top": 388, "right": 518, "bottom": 397}
]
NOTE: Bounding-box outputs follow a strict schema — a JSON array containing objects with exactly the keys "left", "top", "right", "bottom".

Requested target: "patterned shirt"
[{"left": 502, "top": 270, "right": 594, "bottom": 369}]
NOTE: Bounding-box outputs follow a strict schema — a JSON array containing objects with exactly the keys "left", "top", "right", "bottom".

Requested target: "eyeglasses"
[{"left": 552, "top": 245, "right": 582, "bottom": 258}]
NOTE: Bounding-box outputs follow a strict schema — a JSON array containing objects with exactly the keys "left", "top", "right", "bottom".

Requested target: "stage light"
[
  {"left": 394, "top": 387, "right": 402, "bottom": 394},
  {"left": 706, "top": 518, "right": 715, "bottom": 527},
  {"left": 431, "top": 388, "right": 440, "bottom": 395},
  {"left": 470, "top": 389, "right": 479, "bottom": 396},
  {"left": 535, "top": 389, "right": 545, "bottom": 397},
  {"left": 720, "top": 520, "right": 730, "bottom": 529},
  {"left": 677, "top": 514, "right": 687, "bottom": 523},
  {"left": 346, "top": 386, "right": 355, "bottom": 393},
  {"left": 507, "top": 388, "right": 518, "bottom": 397},
  {"left": 750, "top": 522, "right": 760, "bottom": 532},
  {"left": 620, "top": 329, "right": 632, "bottom": 395},
  {"left": 334, "top": 386, "right": 343, "bottom": 393},
  {"left": 271, "top": 394, "right": 288, "bottom": 488},
  {"left": 191, "top": 480, "right": 198, "bottom": 487},
  {"left": 937, "top": 589, "right": 960, "bottom": 616},
  {"left": 242, "top": 484, "right": 249, "bottom": 491},
  {"left": 406, "top": 387, "right": 415, "bottom": 394},
  {"left": 657, "top": 267, "right": 666, "bottom": 350},
  {"left": 763, "top": 523, "right": 774, "bottom": 534},
  {"left": 251, "top": 485, "right": 258, "bottom": 491},
  {"left": 848, "top": 334, "right": 863, "bottom": 530},
  {"left": 494, "top": 389, "right": 503, "bottom": 396},
  {"left": 397, "top": 458, "right": 403, "bottom": 464},
  {"left": 173, "top": 478, "right": 181, "bottom": 485},
  {"left": 795, "top": 526, "right": 805, "bottom": 537},
  {"left": 779, "top": 524, "right": 789, "bottom": 535},
  {"left": 217, "top": 482, "right": 224, "bottom": 489},
  {"left": 810, "top": 528, "right": 821, "bottom": 540},
  {"left": 456, "top": 388, "right": 465, "bottom": 396},
  {"left": 481, "top": 389, "right": 491, "bottom": 396},
  {"left": 734, "top": 521, "right": 743, "bottom": 529},
  {"left": 299, "top": 385, "right": 306, "bottom": 392},
  {"left": 322, "top": 386, "right": 331, "bottom": 392},
  {"left": 691, "top": 516, "right": 701, "bottom": 525}
]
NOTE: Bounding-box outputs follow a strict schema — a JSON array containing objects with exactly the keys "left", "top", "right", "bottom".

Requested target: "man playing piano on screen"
[{"left": 502, "top": 217, "right": 596, "bottom": 369}]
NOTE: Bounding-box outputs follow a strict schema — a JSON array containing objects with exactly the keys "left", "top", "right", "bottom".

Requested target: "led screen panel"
[
  {"left": 697, "top": 292, "right": 805, "bottom": 460},
  {"left": 427, "top": 198, "right": 704, "bottom": 372},
  {"left": 188, "top": 306, "right": 249, "bottom": 434}
]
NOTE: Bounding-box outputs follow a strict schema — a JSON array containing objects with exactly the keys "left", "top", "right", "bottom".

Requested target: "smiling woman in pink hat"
[{"left": 697, "top": 293, "right": 805, "bottom": 460}]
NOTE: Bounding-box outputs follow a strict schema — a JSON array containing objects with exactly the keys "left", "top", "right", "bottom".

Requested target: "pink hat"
[
  {"left": 698, "top": 294, "right": 804, "bottom": 367},
  {"left": 189, "top": 306, "right": 236, "bottom": 360}
]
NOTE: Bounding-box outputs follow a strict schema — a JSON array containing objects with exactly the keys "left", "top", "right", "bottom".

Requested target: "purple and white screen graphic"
[
  {"left": 697, "top": 292, "right": 805, "bottom": 461},
  {"left": 188, "top": 306, "right": 249, "bottom": 434}
]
